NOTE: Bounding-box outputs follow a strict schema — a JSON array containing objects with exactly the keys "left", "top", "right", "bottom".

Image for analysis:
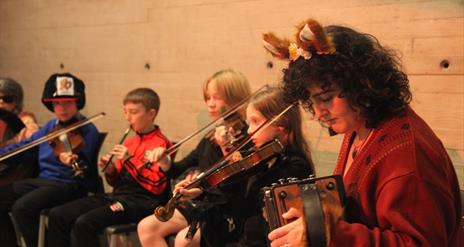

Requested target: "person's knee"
[
  {"left": 73, "top": 214, "right": 96, "bottom": 233},
  {"left": 47, "top": 206, "right": 65, "bottom": 224},
  {"left": 70, "top": 215, "right": 102, "bottom": 247},
  {"left": 10, "top": 200, "right": 28, "bottom": 220},
  {"left": 138, "top": 216, "right": 162, "bottom": 237},
  {"left": 137, "top": 217, "right": 151, "bottom": 238}
]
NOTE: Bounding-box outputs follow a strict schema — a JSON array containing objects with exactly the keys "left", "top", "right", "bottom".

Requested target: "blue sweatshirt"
[{"left": 0, "top": 116, "right": 99, "bottom": 190}]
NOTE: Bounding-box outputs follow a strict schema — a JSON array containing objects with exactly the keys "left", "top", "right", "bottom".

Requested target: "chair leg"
[
  {"left": 107, "top": 233, "right": 116, "bottom": 247},
  {"left": 37, "top": 213, "right": 48, "bottom": 247},
  {"left": 106, "top": 232, "right": 136, "bottom": 247},
  {"left": 8, "top": 212, "right": 27, "bottom": 247}
]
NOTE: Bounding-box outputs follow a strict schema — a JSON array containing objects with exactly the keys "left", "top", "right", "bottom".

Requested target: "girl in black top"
[
  {"left": 174, "top": 86, "right": 315, "bottom": 247},
  {"left": 137, "top": 69, "right": 251, "bottom": 247}
]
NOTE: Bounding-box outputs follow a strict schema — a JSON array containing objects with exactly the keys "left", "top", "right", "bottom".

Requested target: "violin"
[
  {"left": 48, "top": 115, "right": 92, "bottom": 177},
  {"left": 154, "top": 102, "right": 298, "bottom": 222},
  {"left": 49, "top": 129, "right": 85, "bottom": 177},
  {"left": 0, "top": 112, "right": 106, "bottom": 164},
  {"left": 49, "top": 130, "right": 83, "bottom": 156},
  {"left": 154, "top": 139, "right": 284, "bottom": 222},
  {"left": 204, "top": 139, "right": 283, "bottom": 187}
]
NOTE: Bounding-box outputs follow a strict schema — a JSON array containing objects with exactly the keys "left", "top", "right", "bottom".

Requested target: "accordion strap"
[{"left": 301, "top": 183, "right": 326, "bottom": 247}]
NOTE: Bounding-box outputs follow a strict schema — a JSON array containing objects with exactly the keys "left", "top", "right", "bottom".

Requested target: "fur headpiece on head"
[{"left": 262, "top": 18, "right": 335, "bottom": 61}]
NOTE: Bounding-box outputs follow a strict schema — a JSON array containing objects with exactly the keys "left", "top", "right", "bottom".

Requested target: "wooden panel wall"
[{"left": 0, "top": 0, "right": 463, "bottom": 187}]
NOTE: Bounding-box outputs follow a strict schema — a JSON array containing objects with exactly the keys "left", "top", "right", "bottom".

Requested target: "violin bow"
[
  {"left": 142, "top": 84, "right": 269, "bottom": 170},
  {"left": 0, "top": 112, "right": 106, "bottom": 162}
]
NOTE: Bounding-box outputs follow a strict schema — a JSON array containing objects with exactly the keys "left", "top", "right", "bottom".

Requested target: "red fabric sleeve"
[{"left": 331, "top": 174, "right": 458, "bottom": 247}]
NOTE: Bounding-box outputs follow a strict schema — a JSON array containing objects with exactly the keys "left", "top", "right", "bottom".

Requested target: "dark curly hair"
[{"left": 282, "top": 25, "right": 411, "bottom": 128}]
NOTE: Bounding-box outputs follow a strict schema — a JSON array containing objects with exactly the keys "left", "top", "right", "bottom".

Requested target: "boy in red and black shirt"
[{"left": 47, "top": 88, "right": 172, "bottom": 247}]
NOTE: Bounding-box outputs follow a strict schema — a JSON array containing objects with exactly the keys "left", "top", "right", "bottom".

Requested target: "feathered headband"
[{"left": 262, "top": 18, "right": 336, "bottom": 61}]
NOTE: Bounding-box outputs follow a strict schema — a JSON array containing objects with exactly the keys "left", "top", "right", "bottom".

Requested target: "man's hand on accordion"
[{"left": 268, "top": 207, "right": 307, "bottom": 247}]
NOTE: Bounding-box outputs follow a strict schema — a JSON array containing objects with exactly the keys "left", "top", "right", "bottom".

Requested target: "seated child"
[
  {"left": 0, "top": 73, "right": 100, "bottom": 247},
  {"left": 46, "top": 87, "right": 172, "bottom": 247}
]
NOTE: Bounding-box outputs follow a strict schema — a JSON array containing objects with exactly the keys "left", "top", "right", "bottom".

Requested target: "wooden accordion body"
[{"left": 262, "top": 175, "right": 345, "bottom": 247}]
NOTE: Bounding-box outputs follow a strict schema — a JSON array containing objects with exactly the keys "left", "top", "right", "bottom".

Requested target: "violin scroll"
[{"left": 154, "top": 197, "right": 177, "bottom": 222}]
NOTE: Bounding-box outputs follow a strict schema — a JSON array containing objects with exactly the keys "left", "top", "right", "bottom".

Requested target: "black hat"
[{"left": 42, "top": 73, "right": 86, "bottom": 112}]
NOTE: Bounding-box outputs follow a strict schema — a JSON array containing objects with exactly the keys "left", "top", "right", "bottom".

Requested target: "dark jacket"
[{"left": 200, "top": 149, "right": 313, "bottom": 247}]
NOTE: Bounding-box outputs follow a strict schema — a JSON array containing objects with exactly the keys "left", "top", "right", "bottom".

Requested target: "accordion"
[{"left": 262, "top": 175, "right": 345, "bottom": 247}]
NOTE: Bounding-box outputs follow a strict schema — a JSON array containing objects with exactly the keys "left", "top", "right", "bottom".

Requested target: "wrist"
[{"left": 160, "top": 155, "right": 172, "bottom": 172}]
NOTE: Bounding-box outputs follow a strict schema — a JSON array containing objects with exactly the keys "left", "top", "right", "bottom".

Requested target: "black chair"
[
  {"left": 37, "top": 132, "right": 108, "bottom": 247},
  {"left": 105, "top": 223, "right": 139, "bottom": 247}
]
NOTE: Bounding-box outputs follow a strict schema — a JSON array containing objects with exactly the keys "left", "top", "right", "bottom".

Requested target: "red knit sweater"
[{"left": 330, "top": 108, "right": 463, "bottom": 247}]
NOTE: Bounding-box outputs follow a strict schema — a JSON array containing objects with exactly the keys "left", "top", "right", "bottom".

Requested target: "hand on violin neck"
[
  {"left": 58, "top": 151, "right": 78, "bottom": 166},
  {"left": 185, "top": 170, "right": 201, "bottom": 181},
  {"left": 174, "top": 173, "right": 203, "bottom": 201},
  {"left": 177, "top": 187, "right": 203, "bottom": 202},
  {"left": 144, "top": 147, "right": 171, "bottom": 172}
]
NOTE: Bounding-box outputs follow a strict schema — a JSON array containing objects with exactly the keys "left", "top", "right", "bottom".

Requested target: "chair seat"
[{"left": 105, "top": 223, "right": 138, "bottom": 235}]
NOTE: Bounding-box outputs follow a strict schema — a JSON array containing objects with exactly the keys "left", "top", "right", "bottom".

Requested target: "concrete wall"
[{"left": 0, "top": 0, "right": 463, "bottom": 187}]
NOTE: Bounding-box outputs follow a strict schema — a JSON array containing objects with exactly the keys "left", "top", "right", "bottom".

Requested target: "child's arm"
[
  {"left": 101, "top": 144, "right": 130, "bottom": 186},
  {"left": 123, "top": 134, "right": 172, "bottom": 195},
  {"left": 99, "top": 153, "right": 119, "bottom": 186},
  {"left": 0, "top": 122, "right": 49, "bottom": 165}
]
